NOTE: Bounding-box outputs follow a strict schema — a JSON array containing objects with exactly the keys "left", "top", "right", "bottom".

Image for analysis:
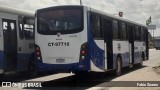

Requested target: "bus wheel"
[
  {"left": 115, "top": 57, "right": 122, "bottom": 76},
  {"left": 139, "top": 56, "right": 143, "bottom": 67}
]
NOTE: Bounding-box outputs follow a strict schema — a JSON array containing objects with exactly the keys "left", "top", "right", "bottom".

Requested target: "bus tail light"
[
  {"left": 81, "top": 50, "right": 86, "bottom": 55},
  {"left": 80, "top": 43, "right": 87, "bottom": 60},
  {"left": 35, "top": 45, "right": 42, "bottom": 61}
]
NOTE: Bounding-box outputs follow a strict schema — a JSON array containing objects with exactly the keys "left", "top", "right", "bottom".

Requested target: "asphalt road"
[{"left": 0, "top": 49, "right": 160, "bottom": 90}]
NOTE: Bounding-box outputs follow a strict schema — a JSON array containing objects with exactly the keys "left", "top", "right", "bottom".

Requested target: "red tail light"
[
  {"left": 36, "top": 52, "right": 40, "bottom": 56},
  {"left": 35, "top": 45, "right": 42, "bottom": 60},
  {"left": 80, "top": 43, "right": 87, "bottom": 60},
  {"left": 81, "top": 50, "right": 86, "bottom": 55}
]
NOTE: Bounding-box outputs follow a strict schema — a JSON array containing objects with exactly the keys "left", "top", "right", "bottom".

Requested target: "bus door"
[
  {"left": 128, "top": 25, "right": 134, "bottom": 66},
  {"left": 103, "top": 20, "right": 113, "bottom": 70},
  {"left": 3, "top": 19, "right": 17, "bottom": 71}
]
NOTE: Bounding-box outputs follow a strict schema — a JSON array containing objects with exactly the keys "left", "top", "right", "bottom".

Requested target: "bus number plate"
[{"left": 56, "top": 58, "right": 65, "bottom": 63}]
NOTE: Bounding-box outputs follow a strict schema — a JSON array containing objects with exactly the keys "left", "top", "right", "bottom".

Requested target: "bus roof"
[
  {"left": 0, "top": 5, "right": 34, "bottom": 17},
  {"left": 88, "top": 6, "right": 147, "bottom": 28}
]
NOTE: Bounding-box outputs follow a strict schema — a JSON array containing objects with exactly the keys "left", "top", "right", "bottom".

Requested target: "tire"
[
  {"left": 139, "top": 56, "right": 143, "bottom": 67},
  {"left": 115, "top": 57, "right": 122, "bottom": 76}
]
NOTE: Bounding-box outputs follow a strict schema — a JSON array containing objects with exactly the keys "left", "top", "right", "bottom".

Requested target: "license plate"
[{"left": 56, "top": 58, "right": 65, "bottom": 63}]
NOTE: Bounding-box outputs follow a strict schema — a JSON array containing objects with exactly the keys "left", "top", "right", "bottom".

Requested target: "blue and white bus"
[
  {"left": 0, "top": 5, "right": 35, "bottom": 77},
  {"left": 35, "top": 5, "right": 149, "bottom": 76}
]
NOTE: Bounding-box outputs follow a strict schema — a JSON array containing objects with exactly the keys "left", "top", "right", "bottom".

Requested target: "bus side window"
[
  {"left": 24, "top": 24, "right": 34, "bottom": 39},
  {"left": 140, "top": 27, "right": 144, "bottom": 41},
  {"left": 134, "top": 26, "right": 140, "bottom": 41},
  {"left": 91, "top": 13, "right": 102, "bottom": 39},
  {"left": 138, "top": 27, "right": 141, "bottom": 41},
  {"left": 143, "top": 28, "right": 146, "bottom": 41},
  {"left": 3, "top": 22, "right": 8, "bottom": 30},
  {"left": 118, "top": 22, "right": 122, "bottom": 39},
  {"left": 18, "top": 16, "right": 24, "bottom": 39},
  {"left": 121, "top": 23, "right": 127, "bottom": 40},
  {"left": 113, "top": 20, "right": 119, "bottom": 40}
]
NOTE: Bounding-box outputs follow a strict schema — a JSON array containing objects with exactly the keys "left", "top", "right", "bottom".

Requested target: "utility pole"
[{"left": 80, "top": 0, "right": 82, "bottom": 5}]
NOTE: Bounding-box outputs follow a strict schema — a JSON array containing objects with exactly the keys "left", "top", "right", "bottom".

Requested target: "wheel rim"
[
  {"left": 116, "top": 58, "right": 121, "bottom": 75},
  {"left": 140, "top": 57, "right": 143, "bottom": 66},
  {"left": 117, "top": 60, "right": 120, "bottom": 73}
]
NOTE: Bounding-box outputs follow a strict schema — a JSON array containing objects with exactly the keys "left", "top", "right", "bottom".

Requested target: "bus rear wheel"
[{"left": 115, "top": 57, "right": 122, "bottom": 76}]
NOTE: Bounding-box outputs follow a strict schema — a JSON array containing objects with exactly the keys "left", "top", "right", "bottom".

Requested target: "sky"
[{"left": 0, "top": 0, "right": 159, "bottom": 37}]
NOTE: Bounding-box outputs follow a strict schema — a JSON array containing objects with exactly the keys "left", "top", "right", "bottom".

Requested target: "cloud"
[{"left": 0, "top": 0, "right": 159, "bottom": 36}]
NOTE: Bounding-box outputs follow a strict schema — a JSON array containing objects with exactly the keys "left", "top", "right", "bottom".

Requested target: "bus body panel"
[
  {"left": 134, "top": 41, "right": 146, "bottom": 64},
  {"left": 88, "top": 39, "right": 105, "bottom": 72},
  {"left": 113, "top": 41, "right": 130, "bottom": 68},
  {"left": 35, "top": 6, "right": 88, "bottom": 72},
  {"left": 38, "top": 34, "right": 81, "bottom": 64}
]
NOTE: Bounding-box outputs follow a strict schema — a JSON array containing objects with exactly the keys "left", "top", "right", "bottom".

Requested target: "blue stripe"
[
  {"left": 0, "top": 50, "right": 4, "bottom": 70},
  {"left": 17, "top": 53, "right": 32, "bottom": 71},
  {"left": 0, "top": 50, "right": 32, "bottom": 71},
  {"left": 87, "top": 24, "right": 105, "bottom": 70}
]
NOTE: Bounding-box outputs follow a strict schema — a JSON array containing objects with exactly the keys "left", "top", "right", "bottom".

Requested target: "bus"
[
  {"left": 154, "top": 37, "right": 160, "bottom": 50},
  {"left": 0, "top": 5, "right": 35, "bottom": 77},
  {"left": 35, "top": 5, "right": 149, "bottom": 76}
]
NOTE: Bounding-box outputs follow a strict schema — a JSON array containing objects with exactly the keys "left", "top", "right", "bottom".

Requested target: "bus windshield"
[{"left": 37, "top": 7, "right": 83, "bottom": 35}]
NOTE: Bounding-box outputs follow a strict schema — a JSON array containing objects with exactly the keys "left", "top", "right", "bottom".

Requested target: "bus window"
[
  {"left": 3, "top": 22, "right": 8, "bottom": 30},
  {"left": 18, "top": 16, "right": 24, "bottom": 39},
  {"left": 91, "top": 14, "right": 102, "bottom": 39},
  {"left": 140, "top": 27, "right": 144, "bottom": 41},
  {"left": 113, "top": 20, "right": 119, "bottom": 39},
  {"left": 38, "top": 7, "right": 83, "bottom": 35},
  {"left": 19, "top": 17, "right": 34, "bottom": 40},
  {"left": 121, "top": 23, "right": 127, "bottom": 40},
  {"left": 24, "top": 24, "right": 34, "bottom": 39},
  {"left": 135, "top": 26, "right": 140, "bottom": 41},
  {"left": 11, "top": 23, "right": 15, "bottom": 30},
  {"left": 143, "top": 28, "right": 146, "bottom": 41},
  {"left": 138, "top": 27, "right": 141, "bottom": 41}
]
